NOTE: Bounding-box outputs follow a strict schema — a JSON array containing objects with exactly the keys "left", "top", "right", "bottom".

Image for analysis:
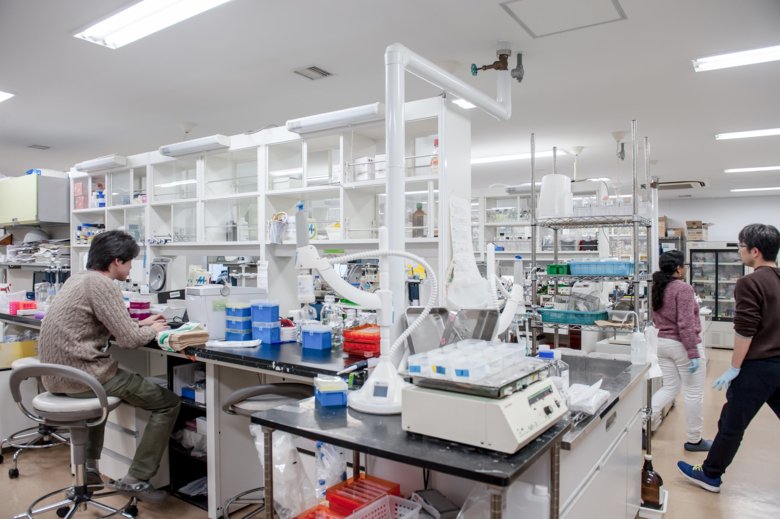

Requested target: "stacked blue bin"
[
  {"left": 251, "top": 300, "right": 281, "bottom": 344},
  {"left": 225, "top": 303, "right": 252, "bottom": 341}
]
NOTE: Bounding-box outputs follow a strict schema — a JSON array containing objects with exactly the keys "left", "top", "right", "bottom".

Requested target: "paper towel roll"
[{"left": 538, "top": 174, "right": 574, "bottom": 217}]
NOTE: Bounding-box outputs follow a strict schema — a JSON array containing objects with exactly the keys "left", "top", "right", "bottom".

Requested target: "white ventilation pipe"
[{"left": 385, "top": 43, "right": 513, "bottom": 341}]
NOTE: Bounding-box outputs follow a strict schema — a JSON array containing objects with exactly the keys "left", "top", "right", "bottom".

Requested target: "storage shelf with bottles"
[
  {"left": 107, "top": 206, "right": 145, "bottom": 244},
  {"left": 148, "top": 202, "right": 198, "bottom": 244}
]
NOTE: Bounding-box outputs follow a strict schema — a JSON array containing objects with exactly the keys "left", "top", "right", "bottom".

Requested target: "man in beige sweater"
[{"left": 39, "top": 230, "right": 179, "bottom": 504}]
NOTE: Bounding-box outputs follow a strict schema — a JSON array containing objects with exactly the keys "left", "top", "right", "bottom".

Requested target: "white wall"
[{"left": 659, "top": 195, "right": 780, "bottom": 242}]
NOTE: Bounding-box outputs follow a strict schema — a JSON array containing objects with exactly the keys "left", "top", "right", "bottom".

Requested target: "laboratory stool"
[
  {"left": 8, "top": 362, "right": 138, "bottom": 519},
  {"left": 0, "top": 357, "right": 70, "bottom": 479},
  {"left": 220, "top": 383, "right": 313, "bottom": 519}
]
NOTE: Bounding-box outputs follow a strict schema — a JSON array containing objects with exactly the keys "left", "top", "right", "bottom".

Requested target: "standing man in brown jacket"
[{"left": 677, "top": 223, "right": 780, "bottom": 492}]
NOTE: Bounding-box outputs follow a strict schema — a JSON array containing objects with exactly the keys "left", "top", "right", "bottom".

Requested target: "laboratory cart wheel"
[
  {"left": 56, "top": 506, "right": 70, "bottom": 517},
  {"left": 8, "top": 467, "right": 19, "bottom": 478}
]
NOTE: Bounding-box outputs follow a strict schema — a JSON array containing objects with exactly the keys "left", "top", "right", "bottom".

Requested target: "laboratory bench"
[{"left": 252, "top": 398, "right": 571, "bottom": 519}]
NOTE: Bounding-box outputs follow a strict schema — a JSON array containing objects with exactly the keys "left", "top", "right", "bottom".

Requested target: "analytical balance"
[{"left": 401, "top": 358, "right": 568, "bottom": 454}]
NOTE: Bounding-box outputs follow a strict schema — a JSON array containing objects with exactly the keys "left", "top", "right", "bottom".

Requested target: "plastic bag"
[
  {"left": 178, "top": 476, "right": 208, "bottom": 496},
  {"left": 644, "top": 325, "right": 663, "bottom": 379},
  {"left": 457, "top": 481, "right": 550, "bottom": 518},
  {"left": 567, "top": 379, "right": 610, "bottom": 415},
  {"left": 249, "top": 424, "right": 316, "bottom": 519},
  {"left": 315, "top": 441, "right": 347, "bottom": 499}
]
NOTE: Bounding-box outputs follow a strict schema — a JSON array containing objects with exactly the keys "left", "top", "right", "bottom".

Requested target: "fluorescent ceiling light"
[
  {"left": 74, "top": 0, "right": 233, "bottom": 49},
  {"left": 724, "top": 166, "right": 780, "bottom": 174},
  {"left": 0, "top": 90, "right": 14, "bottom": 103},
  {"left": 159, "top": 134, "right": 230, "bottom": 157},
  {"left": 155, "top": 179, "right": 197, "bottom": 188},
  {"left": 74, "top": 154, "right": 127, "bottom": 172},
  {"left": 286, "top": 103, "right": 384, "bottom": 134},
  {"left": 585, "top": 177, "right": 612, "bottom": 182},
  {"left": 692, "top": 44, "right": 780, "bottom": 72},
  {"left": 715, "top": 128, "right": 780, "bottom": 140},
  {"left": 730, "top": 186, "right": 780, "bottom": 193},
  {"left": 471, "top": 150, "right": 567, "bottom": 165},
  {"left": 452, "top": 98, "right": 476, "bottom": 110}
]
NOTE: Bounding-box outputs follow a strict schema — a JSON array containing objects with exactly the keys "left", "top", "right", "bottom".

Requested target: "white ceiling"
[{"left": 1, "top": 0, "right": 779, "bottom": 199}]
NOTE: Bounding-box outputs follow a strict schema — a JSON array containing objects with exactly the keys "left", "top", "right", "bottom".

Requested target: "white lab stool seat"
[
  {"left": 8, "top": 363, "right": 138, "bottom": 519},
  {"left": 220, "top": 383, "right": 313, "bottom": 519},
  {"left": 0, "top": 357, "right": 70, "bottom": 479}
]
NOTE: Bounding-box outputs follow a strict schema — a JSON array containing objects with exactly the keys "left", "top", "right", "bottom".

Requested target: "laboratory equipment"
[
  {"left": 301, "top": 324, "right": 331, "bottom": 350},
  {"left": 252, "top": 322, "right": 281, "bottom": 344},
  {"left": 402, "top": 356, "right": 567, "bottom": 454},
  {"left": 185, "top": 285, "right": 267, "bottom": 339},
  {"left": 319, "top": 294, "right": 343, "bottom": 347}
]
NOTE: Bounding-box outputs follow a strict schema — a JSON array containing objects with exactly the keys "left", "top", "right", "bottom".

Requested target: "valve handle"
[{"left": 470, "top": 63, "right": 478, "bottom": 76}]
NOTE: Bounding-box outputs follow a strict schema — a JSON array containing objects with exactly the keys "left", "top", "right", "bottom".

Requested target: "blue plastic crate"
[
  {"left": 252, "top": 322, "right": 281, "bottom": 344},
  {"left": 251, "top": 300, "right": 279, "bottom": 323},
  {"left": 225, "top": 303, "right": 252, "bottom": 317},
  {"left": 226, "top": 330, "right": 253, "bottom": 341},
  {"left": 302, "top": 324, "right": 332, "bottom": 350},
  {"left": 315, "top": 388, "right": 348, "bottom": 407},
  {"left": 225, "top": 317, "right": 252, "bottom": 330},
  {"left": 568, "top": 261, "right": 634, "bottom": 277},
  {"left": 537, "top": 308, "right": 609, "bottom": 325}
]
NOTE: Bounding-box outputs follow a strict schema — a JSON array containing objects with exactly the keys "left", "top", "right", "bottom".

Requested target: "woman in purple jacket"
[{"left": 650, "top": 250, "right": 711, "bottom": 451}]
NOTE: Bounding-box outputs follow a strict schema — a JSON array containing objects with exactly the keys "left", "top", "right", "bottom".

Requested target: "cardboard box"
[
  {"left": 658, "top": 216, "right": 668, "bottom": 238},
  {"left": 667, "top": 228, "right": 685, "bottom": 238},
  {"left": 0, "top": 340, "right": 37, "bottom": 369},
  {"left": 687, "top": 228, "right": 708, "bottom": 241},
  {"left": 686, "top": 220, "right": 705, "bottom": 229}
]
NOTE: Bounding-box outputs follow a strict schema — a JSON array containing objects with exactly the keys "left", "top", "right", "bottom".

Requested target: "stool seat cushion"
[
  {"left": 33, "top": 392, "right": 121, "bottom": 423},
  {"left": 11, "top": 356, "right": 40, "bottom": 369},
  {"left": 233, "top": 395, "right": 303, "bottom": 415}
]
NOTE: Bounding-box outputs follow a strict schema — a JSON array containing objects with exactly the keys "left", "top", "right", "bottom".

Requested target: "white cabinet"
[{"left": 0, "top": 175, "right": 69, "bottom": 225}]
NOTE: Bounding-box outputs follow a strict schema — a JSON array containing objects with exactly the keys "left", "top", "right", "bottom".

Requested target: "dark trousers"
[{"left": 703, "top": 356, "right": 780, "bottom": 478}]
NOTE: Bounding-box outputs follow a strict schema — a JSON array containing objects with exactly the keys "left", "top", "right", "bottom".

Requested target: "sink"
[{"left": 562, "top": 355, "right": 632, "bottom": 386}]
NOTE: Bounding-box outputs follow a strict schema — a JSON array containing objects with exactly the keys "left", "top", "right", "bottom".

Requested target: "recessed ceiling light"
[
  {"left": 730, "top": 186, "right": 780, "bottom": 193},
  {"left": 692, "top": 44, "right": 780, "bottom": 72},
  {"left": 452, "top": 98, "right": 476, "bottom": 110},
  {"left": 715, "top": 128, "right": 780, "bottom": 140},
  {"left": 74, "top": 0, "right": 233, "bottom": 49},
  {"left": 0, "top": 90, "right": 14, "bottom": 103},
  {"left": 471, "top": 150, "right": 567, "bottom": 165},
  {"left": 724, "top": 166, "right": 780, "bottom": 174}
]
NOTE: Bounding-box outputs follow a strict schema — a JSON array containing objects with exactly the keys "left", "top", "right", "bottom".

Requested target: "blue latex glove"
[
  {"left": 712, "top": 367, "right": 741, "bottom": 391},
  {"left": 688, "top": 358, "right": 700, "bottom": 374}
]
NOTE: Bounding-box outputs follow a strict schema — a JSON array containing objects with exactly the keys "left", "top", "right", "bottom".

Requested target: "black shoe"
[{"left": 86, "top": 469, "right": 104, "bottom": 490}]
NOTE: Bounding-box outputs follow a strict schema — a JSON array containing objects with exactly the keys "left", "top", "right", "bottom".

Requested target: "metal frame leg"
[
  {"left": 550, "top": 441, "right": 561, "bottom": 519},
  {"left": 489, "top": 488, "right": 503, "bottom": 519},
  {"left": 262, "top": 427, "right": 274, "bottom": 519},
  {"left": 353, "top": 451, "right": 360, "bottom": 479}
]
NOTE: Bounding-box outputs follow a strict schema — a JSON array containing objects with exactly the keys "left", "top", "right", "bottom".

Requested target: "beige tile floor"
[{"left": 1, "top": 348, "right": 778, "bottom": 518}]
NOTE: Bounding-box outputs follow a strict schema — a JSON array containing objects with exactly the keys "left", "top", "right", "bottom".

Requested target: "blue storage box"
[
  {"left": 537, "top": 308, "right": 609, "bottom": 325},
  {"left": 252, "top": 322, "right": 281, "bottom": 344},
  {"left": 251, "top": 300, "right": 279, "bottom": 323},
  {"left": 226, "top": 329, "right": 253, "bottom": 341},
  {"left": 302, "top": 324, "right": 332, "bottom": 350},
  {"left": 225, "top": 316, "right": 252, "bottom": 330},
  {"left": 315, "top": 388, "right": 348, "bottom": 407},
  {"left": 568, "top": 261, "right": 634, "bottom": 277},
  {"left": 225, "top": 303, "right": 252, "bottom": 317}
]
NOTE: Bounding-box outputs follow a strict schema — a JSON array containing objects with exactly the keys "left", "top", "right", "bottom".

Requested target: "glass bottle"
[
  {"left": 429, "top": 137, "right": 439, "bottom": 175},
  {"left": 412, "top": 203, "right": 426, "bottom": 238},
  {"left": 319, "top": 294, "right": 343, "bottom": 347},
  {"left": 641, "top": 454, "right": 664, "bottom": 509}
]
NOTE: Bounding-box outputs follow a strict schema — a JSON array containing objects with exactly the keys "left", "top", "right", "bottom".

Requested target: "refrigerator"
[{"left": 688, "top": 241, "right": 749, "bottom": 349}]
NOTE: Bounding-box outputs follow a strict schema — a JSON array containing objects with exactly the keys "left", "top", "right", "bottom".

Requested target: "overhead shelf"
[{"left": 536, "top": 215, "right": 652, "bottom": 230}]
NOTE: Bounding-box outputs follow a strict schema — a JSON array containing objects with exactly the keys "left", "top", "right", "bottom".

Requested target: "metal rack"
[{"left": 528, "top": 120, "right": 656, "bottom": 352}]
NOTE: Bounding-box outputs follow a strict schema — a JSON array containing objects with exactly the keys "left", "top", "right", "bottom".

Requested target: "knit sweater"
[
  {"left": 733, "top": 266, "right": 780, "bottom": 360},
  {"left": 652, "top": 279, "right": 702, "bottom": 359},
  {"left": 38, "top": 271, "right": 157, "bottom": 393}
]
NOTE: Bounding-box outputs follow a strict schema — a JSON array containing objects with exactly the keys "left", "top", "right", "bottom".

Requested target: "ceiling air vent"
[
  {"left": 293, "top": 66, "right": 332, "bottom": 80},
  {"left": 28, "top": 144, "right": 51, "bottom": 150},
  {"left": 655, "top": 180, "right": 706, "bottom": 190}
]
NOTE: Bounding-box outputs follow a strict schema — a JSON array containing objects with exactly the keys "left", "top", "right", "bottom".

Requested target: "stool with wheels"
[
  {"left": 220, "top": 383, "right": 313, "bottom": 519},
  {"left": 1, "top": 357, "right": 70, "bottom": 479},
  {"left": 9, "top": 362, "right": 139, "bottom": 519}
]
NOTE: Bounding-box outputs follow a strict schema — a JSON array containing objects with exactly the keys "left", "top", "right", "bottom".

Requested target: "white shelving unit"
[{"left": 68, "top": 97, "right": 470, "bottom": 316}]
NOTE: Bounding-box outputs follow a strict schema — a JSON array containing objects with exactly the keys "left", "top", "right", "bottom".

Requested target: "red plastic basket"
[
  {"left": 343, "top": 324, "right": 380, "bottom": 344},
  {"left": 326, "top": 475, "right": 401, "bottom": 516},
  {"left": 296, "top": 504, "right": 346, "bottom": 519}
]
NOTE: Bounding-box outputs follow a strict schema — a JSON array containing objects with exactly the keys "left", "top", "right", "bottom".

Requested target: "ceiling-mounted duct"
[
  {"left": 74, "top": 154, "right": 127, "bottom": 172},
  {"left": 655, "top": 180, "right": 706, "bottom": 190},
  {"left": 159, "top": 134, "right": 230, "bottom": 157}
]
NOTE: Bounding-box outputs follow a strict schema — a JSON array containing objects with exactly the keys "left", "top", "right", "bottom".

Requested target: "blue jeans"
[{"left": 703, "top": 356, "right": 780, "bottom": 478}]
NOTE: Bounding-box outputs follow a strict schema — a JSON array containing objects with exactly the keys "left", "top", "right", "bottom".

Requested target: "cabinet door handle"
[{"left": 605, "top": 410, "right": 617, "bottom": 431}]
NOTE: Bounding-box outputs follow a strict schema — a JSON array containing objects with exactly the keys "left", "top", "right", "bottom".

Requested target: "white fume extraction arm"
[{"left": 294, "top": 203, "right": 437, "bottom": 415}]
